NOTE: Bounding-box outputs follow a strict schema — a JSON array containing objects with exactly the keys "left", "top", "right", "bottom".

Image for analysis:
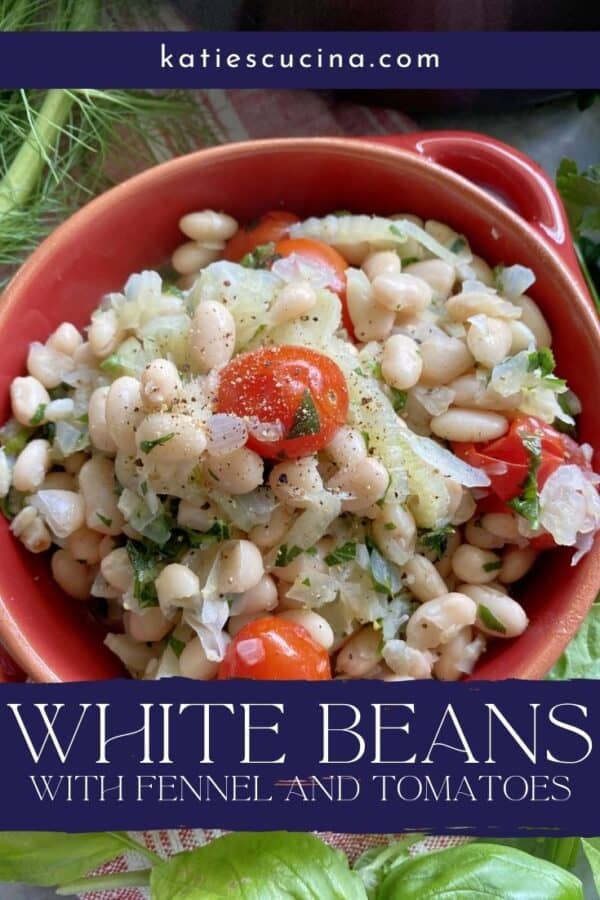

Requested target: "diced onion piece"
[{"left": 207, "top": 413, "right": 248, "bottom": 455}]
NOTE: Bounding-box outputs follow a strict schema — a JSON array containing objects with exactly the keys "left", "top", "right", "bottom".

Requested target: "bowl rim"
[{"left": 0, "top": 135, "right": 599, "bottom": 682}]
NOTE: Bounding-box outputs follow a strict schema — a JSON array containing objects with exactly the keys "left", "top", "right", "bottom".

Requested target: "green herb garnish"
[
  {"left": 29, "top": 403, "right": 46, "bottom": 426},
  {"left": 301, "top": 577, "right": 311, "bottom": 587},
  {"left": 556, "top": 157, "right": 600, "bottom": 311},
  {"left": 389, "top": 223, "right": 404, "bottom": 238},
  {"left": 287, "top": 389, "right": 320, "bottom": 439},
  {"left": 168, "top": 635, "right": 186, "bottom": 658},
  {"left": 483, "top": 560, "right": 502, "bottom": 572},
  {"left": 390, "top": 387, "right": 408, "bottom": 412},
  {"left": 275, "top": 544, "right": 304, "bottom": 567},
  {"left": 478, "top": 602, "right": 507, "bottom": 634},
  {"left": 417, "top": 524, "right": 455, "bottom": 559},
  {"left": 507, "top": 432, "right": 542, "bottom": 529},
  {"left": 450, "top": 236, "right": 467, "bottom": 253},
  {"left": 400, "top": 255, "right": 419, "bottom": 266},
  {"left": 239, "top": 242, "right": 277, "bottom": 269},
  {"left": 1, "top": 426, "right": 30, "bottom": 456},
  {"left": 140, "top": 433, "right": 174, "bottom": 454},
  {"left": 324, "top": 541, "right": 356, "bottom": 567},
  {"left": 96, "top": 512, "right": 112, "bottom": 528}
]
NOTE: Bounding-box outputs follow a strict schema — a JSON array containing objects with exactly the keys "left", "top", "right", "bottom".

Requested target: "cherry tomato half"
[
  {"left": 224, "top": 211, "right": 299, "bottom": 262},
  {"left": 275, "top": 237, "right": 355, "bottom": 339},
  {"left": 218, "top": 617, "right": 331, "bottom": 680},
  {"left": 216, "top": 346, "right": 349, "bottom": 459}
]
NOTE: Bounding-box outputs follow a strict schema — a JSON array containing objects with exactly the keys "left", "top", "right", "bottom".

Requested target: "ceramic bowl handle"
[{"left": 367, "top": 131, "right": 587, "bottom": 294}]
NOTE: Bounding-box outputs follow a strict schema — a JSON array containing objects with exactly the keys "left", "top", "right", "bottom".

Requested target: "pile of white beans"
[{"left": 1, "top": 205, "right": 572, "bottom": 684}]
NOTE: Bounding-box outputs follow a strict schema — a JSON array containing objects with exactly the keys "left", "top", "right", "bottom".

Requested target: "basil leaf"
[
  {"left": 150, "top": 832, "right": 367, "bottom": 900},
  {"left": 354, "top": 834, "right": 425, "bottom": 898},
  {"left": 140, "top": 432, "right": 174, "bottom": 454},
  {"left": 478, "top": 603, "right": 507, "bottom": 635},
  {"left": 0, "top": 831, "right": 137, "bottom": 887},
  {"left": 548, "top": 601, "right": 600, "bottom": 679},
  {"left": 377, "top": 842, "right": 583, "bottom": 900},
  {"left": 287, "top": 389, "right": 321, "bottom": 439},
  {"left": 325, "top": 541, "right": 357, "bottom": 566},
  {"left": 507, "top": 432, "right": 542, "bottom": 529}
]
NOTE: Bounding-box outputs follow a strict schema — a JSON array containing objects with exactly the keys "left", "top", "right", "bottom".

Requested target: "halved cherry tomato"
[
  {"left": 223, "top": 211, "right": 299, "bottom": 262},
  {"left": 216, "top": 345, "right": 349, "bottom": 459},
  {"left": 218, "top": 616, "right": 331, "bottom": 680},
  {"left": 274, "top": 237, "right": 355, "bottom": 338}
]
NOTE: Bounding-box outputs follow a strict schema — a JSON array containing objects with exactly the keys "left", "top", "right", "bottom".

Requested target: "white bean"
[
  {"left": 362, "top": 250, "right": 401, "bottom": 281},
  {"left": 88, "top": 386, "right": 117, "bottom": 454},
  {"left": 512, "top": 294, "right": 552, "bottom": 347},
  {"left": 480, "top": 513, "right": 521, "bottom": 543},
  {"left": 179, "top": 209, "right": 238, "bottom": 242},
  {"left": 72, "top": 341, "right": 98, "bottom": 368},
  {"left": 40, "top": 471, "right": 76, "bottom": 491},
  {"left": 189, "top": 301, "right": 235, "bottom": 371},
  {"left": 230, "top": 575, "right": 278, "bottom": 616},
  {"left": 446, "top": 480, "right": 475, "bottom": 526},
  {"left": 105, "top": 377, "right": 143, "bottom": 455},
  {"left": 404, "top": 259, "right": 455, "bottom": 300},
  {"left": 51, "top": 549, "right": 91, "bottom": 600},
  {"left": 205, "top": 447, "right": 264, "bottom": 495},
  {"left": 382, "top": 639, "right": 433, "bottom": 678},
  {"left": 100, "top": 547, "right": 133, "bottom": 592},
  {"left": 346, "top": 273, "right": 395, "bottom": 342},
  {"left": 270, "top": 457, "right": 323, "bottom": 508},
  {"left": 10, "top": 376, "right": 50, "bottom": 426},
  {"left": 218, "top": 540, "right": 264, "bottom": 594},
  {"left": 430, "top": 409, "right": 508, "bottom": 442},
  {"left": 326, "top": 427, "right": 367, "bottom": 468},
  {"left": 32, "top": 489, "right": 85, "bottom": 538},
  {"left": 78, "top": 455, "right": 124, "bottom": 535},
  {"left": 46, "top": 322, "right": 83, "bottom": 357},
  {"left": 136, "top": 412, "right": 207, "bottom": 464},
  {"left": 328, "top": 457, "right": 389, "bottom": 514},
  {"left": 447, "top": 374, "right": 521, "bottom": 412},
  {"left": 98, "top": 535, "right": 117, "bottom": 560},
  {"left": 466, "top": 316, "right": 513, "bottom": 368},
  {"left": 460, "top": 584, "right": 528, "bottom": 638},
  {"left": 270, "top": 281, "right": 316, "bottom": 324},
  {"left": 67, "top": 526, "right": 103, "bottom": 565},
  {"left": 403, "top": 554, "right": 448, "bottom": 603},
  {"left": 179, "top": 637, "right": 220, "bottom": 680},
  {"left": 156, "top": 563, "right": 200, "bottom": 610},
  {"left": 249, "top": 505, "right": 293, "bottom": 549},
  {"left": 172, "top": 241, "right": 221, "bottom": 275},
  {"left": 451, "top": 544, "right": 501, "bottom": 584},
  {"left": 140, "top": 359, "right": 182, "bottom": 410},
  {"left": 446, "top": 291, "right": 522, "bottom": 322},
  {"left": 10, "top": 506, "right": 37, "bottom": 537},
  {"left": 425, "top": 219, "right": 462, "bottom": 247},
  {"left": 509, "top": 320, "right": 537, "bottom": 354},
  {"left": 499, "top": 547, "right": 537, "bottom": 584},
  {"left": 125, "top": 608, "right": 172, "bottom": 643},
  {"left": 12, "top": 439, "right": 51, "bottom": 493},
  {"left": 20, "top": 517, "right": 52, "bottom": 553},
  {"left": 336, "top": 626, "right": 381, "bottom": 678},
  {"left": 381, "top": 334, "right": 422, "bottom": 390},
  {"left": 177, "top": 499, "right": 219, "bottom": 532},
  {"left": 279, "top": 609, "right": 334, "bottom": 650},
  {"left": 464, "top": 519, "right": 505, "bottom": 550},
  {"left": 372, "top": 503, "right": 416, "bottom": 565},
  {"left": 405, "top": 592, "right": 477, "bottom": 650},
  {"left": 88, "top": 309, "right": 122, "bottom": 358},
  {"left": 372, "top": 272, "right": 432, "bottom": 317},
  {"left": 27, "top": 342, "right": 74, "bottom": 388},
  {"left": 419, "top": 336, "right": 474, "bottom": 386},
  {"left": 433, "top": 626, "right": 475, "bottom": 681},
  {"left": 469, "top": 254, "right": 495, "bottom": 286}
]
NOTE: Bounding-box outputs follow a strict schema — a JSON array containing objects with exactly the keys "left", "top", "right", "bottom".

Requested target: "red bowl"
[{"left": 0, "top": 132, "right": 599, "bottom": 682}]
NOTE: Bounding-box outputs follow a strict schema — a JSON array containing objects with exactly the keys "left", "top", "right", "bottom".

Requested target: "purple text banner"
[
  {"left": 0, "top": 32, "right": 598, "bottom": 89},
  {"left": 0, "top": 678, "right": 597, "bottom": 834}
]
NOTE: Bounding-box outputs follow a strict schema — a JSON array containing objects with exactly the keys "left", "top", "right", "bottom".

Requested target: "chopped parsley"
[
  {"left": 390, "top": 388, "right": 408, "bottom": 413},
  {"left": 96, "top": 512, "right": 113, "bottom": 528},
  {"left": 301, "top": 577, "right": 311, "bottom": 587},
  {"left": 126, "top": 541, "right": 161, "bottom": 608},
  {"left": 324, "top": 541, "right": 357, "bottom": 566},
  {"left": 162, "top": 283, "right": 185, "bottom": 298},
  {"left": 507, "top": 432, "right": 542, "bottom": 529},
  {"left": 29, "top": 404, "right": 46, "bottom": 426},
  {"left": 400, "top": 255, "right": 419, "bottom": 267},
  {"left": 1, "top": 426, "right": 29, "bottom": 456},
  {"left": 287, "top": 389, "right": 320, "bottom": 439},
  {"left": 389, "top": 223, "right": 404, "bottom": 238},
  {"left": 450, "top": 236, "right": 467, "bottom": 254},
  {"left": 99, "top": 354, "right": 122, "bottom": 374},
  {"left": 275, "top": 544, "right": 304, "bottom": 567},
  {"left": 369, "top": 546, "right": 400, "bottom": 596},
  {"left": 478, "top": 603, "right": 507, "bottom": 634},
  {"left": 168, "top": 635, "right": 186, "bottom": 658},
  {"left": 140, "top": 433, "right": 175, "bottom": 454},
  {"left": 527, "top": 347, "right": 566, "bottom": 390},
  {"left": 239, "top": 242, "right": 277, "bottom": 269},
  {"left": 184, "top": 519, "right": 230, "bottom": 547},
  {"left": 483, "top": 560, "right": 502, "bottom": 572},
  {"left": 370, "top": 360, "right": 383, "bottom": 379},
  {"left": 417, "top": 524, "right": 456, "bottom": 560},
  {"left": 384, "top": 522, "right": 397, "bottom": 531}
]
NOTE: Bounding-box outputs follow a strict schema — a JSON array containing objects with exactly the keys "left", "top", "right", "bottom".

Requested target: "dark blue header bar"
[
  {"left": 0, "top": 32, "right": 598, "bottom": 88},
  {"left": 0, "top": 678, "right": 598, "bottom": 834}
]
